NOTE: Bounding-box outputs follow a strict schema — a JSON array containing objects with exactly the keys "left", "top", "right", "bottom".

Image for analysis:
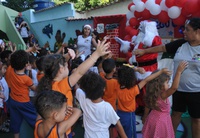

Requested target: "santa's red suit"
[
  {"left": 115, "top": 20, "right": 162, "bottom": 108},
  {"left": 134, "top": 35, "right": 162, "bottom": 71}
]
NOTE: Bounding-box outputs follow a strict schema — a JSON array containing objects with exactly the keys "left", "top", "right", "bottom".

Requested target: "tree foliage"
[{"left": 55, "top": 0, "right": 112, "bottom": 11}]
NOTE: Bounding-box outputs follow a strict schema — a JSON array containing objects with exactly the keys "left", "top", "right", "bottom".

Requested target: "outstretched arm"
[
  {"left": 138, "top": 68, "right": 171, "bottom": 89},
  {"left": 59, "top": 108, "right": 82, "bottom": 136},
  {"left": 161, "top": 61, "right": 188, "bottom": 100},
  {"left": 133, "top": 45, "right": 166, "bottom": 57},
  {"left": 69, "top": 39, "right": 111, "bottom": 87}
]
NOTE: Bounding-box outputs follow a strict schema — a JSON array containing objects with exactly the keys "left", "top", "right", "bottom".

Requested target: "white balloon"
[
  {"left": 130, "top": 5, "right": 136, "bottom": 12},
  {"left": 126, "top": 11, "right": 135, "bottom": 20},
  {"left": 135, "top": 1, "right": 145, "bottom": 12},
  {"left": 168, "top": 6, "right": 181, "bottom": 19},
  {"left": 160, "top": 0, "right": 168, "bottom": 11},
  {"left": 145, "top": 0, "right": 155, "bottom": 10},
  {"left": 150, "top": 4, "right": 161, "bottom": 15}
]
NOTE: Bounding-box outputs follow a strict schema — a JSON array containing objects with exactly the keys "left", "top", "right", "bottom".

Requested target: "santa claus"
[{"left": 115, "top": 20, "right": 162, "bottom": 74}]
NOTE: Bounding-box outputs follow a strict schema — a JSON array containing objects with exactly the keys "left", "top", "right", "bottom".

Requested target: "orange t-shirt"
[
  {"left": 6, "top": 66, "right": 33, "bottom": 102},
  {"left": 117, "top": 85, "right": 140, "bottom": 112},
  {"left": 34, "top": 119, "right": 67, "bottom": 138},
  {"left": 52, "top": 77, "right": 72, "bottom": 135},
  {"left": 100, "top": 72, "right": 118, "bottom": 110},
  {"left": 52, "top": 77, "right": 72, "bottom": 107},
  {"left": 36, "top": 71, "right": 44, "bottom": 82}
]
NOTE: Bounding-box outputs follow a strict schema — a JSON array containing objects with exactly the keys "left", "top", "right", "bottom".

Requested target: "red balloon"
[
  {"left": 128, "top": 3, "right": 134, "bottom": 11},
  {"left": 141, "top": 0, "right": 147, "bottom": 3},
  {"left": 155, "top": 0, "right": 162, "bottom": 4},
  {"left": 129, "top": 17, "right": 139, "bottom": 27},
  {"left": 124, "top": 35, "right": 132, "bottom": 41},
  {"left": 125, "top": 26, "right": 133, "bottom": 34},
  {"left": 134, "top": 11, "right": 142, "bottom": 18},
  {"left": 172, "top": 15, "right": 186, "bottom": 26},
  {"left": 183, "top": 0, "right": 199, "bottom": 14},
  {"left": 181, "top": 7, "right": 189, "bottom": 17},
  {"left": 192, "top": 11, "right": 200, "bottom": 18},
  {"left": 129, "top": 29, "right": 139, "bottom": 36},
  {"left": 141, "top": 9, "right": 151, "bottom": 20},
  {"left": 158, "top": 11, "right": 170, "bottom": 23},
  {"left": 151, "top": 15, "right": 158, "bottom": 19},
  {"left": 174, "top": 0, "right": 187, "bottom": 7},
  {"left": 165, "top": 0, "right": 175, "bottom": 8}
]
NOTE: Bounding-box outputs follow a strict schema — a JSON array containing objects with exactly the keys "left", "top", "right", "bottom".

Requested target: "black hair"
[
  {"left": 79, "top": 71, "right": 106, "bottom": 100},
  {"left": 35, "top": 90, "right": 67, "bottom": 119},
  {"left": 187, "top": 17, "right": 200, "bottom": 30},
  {"left": 102, "top": 58, "right": 116, "bottom": 74},
  {"left": 117, "top": 65, "right": 137, "bottom": 89},
  {"left": 95, "top": 57, "right": 103, "bottom": 67},
  {"left": 35, "top": 56, "right": 45, "bottom": 72},
  {"left": 70, "top": 57, "right": 83, "bottom": 72},
  {"left": 92, "top": 30, "right": 99, "bottom": 42},
  {"left": 36, "top": 54, "right": 66, "bottom": 92},
  {"left": 28, "top": 54, "right": 37, "bottom": 65},
  {"left": 10, "top": 50, "right": 29, "bottom": 70},
  {"left": 0, "top": 50, "right": 12, "bottom": 64},
  {"left": 37, "top": 48, "right": 48, "bottom": 57}
]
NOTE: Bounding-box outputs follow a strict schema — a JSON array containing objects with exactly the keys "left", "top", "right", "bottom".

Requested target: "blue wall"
[{"left": 22, "top": 3, "right": 93, "bottom": 51}]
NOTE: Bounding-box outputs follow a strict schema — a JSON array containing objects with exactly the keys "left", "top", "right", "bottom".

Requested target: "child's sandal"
[{"left": 0, "top": 125, "right": 9, "bottom": 133}]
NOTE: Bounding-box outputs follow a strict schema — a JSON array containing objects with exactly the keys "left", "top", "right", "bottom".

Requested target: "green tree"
[
  {"left": 73, "top": 0, "right": 111, "bottom": 11},
  {"left": 55, "top": 0, "right": 112, "bottom": 11}
]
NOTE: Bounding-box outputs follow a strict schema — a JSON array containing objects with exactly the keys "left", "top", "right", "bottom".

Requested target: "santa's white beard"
[{"left": 133, "top": 31, "right": 145, "bottom": 50}]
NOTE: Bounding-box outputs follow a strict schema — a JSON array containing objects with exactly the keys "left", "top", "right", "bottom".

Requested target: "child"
[
  {"left": 100, "top": 58, "right": 118, "bottom": 137},
  {"left": 142, "top": 61, "right": 188, "bottom": 138},
  {"left": 101, "top": 58, "right": 118, "bottom": 110},
  {"left": 0, "top": 61, "right": 9, "bottom": 109},
  {"left": 5, "top": 50, "right": 37, "bottom": 138},
  {"left": 34, "top": 90, "right": 82, "bottom": 138},
  {"left": 116, "top": 65, "right": 171, "bottom": 138},
  {"left": 36, "top": 39, "right": 111, "bottom": 137},
  {"left": 0, "top": 60, "right": 9, "bottom": 132},
  {"left": 25, "top": 55, "right": 38, "bottom": 103},
  {"left": 0, "top": 50, "right": 12, "bottom": 66},
  {"left": 76, "top": 71, "right": 127, "bottom": 138}
]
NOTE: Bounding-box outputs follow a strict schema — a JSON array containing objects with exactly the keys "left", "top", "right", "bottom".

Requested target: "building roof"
[{"left": 66, "top": 16, "right": 93, "bottom": 21}]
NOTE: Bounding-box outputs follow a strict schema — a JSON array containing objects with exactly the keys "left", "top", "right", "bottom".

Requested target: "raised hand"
[
  {"left": 161, "top": 68, "right": 172, "bottom": 76},
  {"left": 95, "top": 39, "right": 111, "bottom": 57},
  {"left": 177, "top": 61, "right": 188, "bottom": 73}
]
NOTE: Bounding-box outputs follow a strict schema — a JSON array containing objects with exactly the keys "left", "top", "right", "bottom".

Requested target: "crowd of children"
[{"left": 0, "top": 22, "right": 190, "bottom": 138}]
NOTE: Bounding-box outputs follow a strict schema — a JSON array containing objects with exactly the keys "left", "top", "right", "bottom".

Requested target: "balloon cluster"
[{"left": 125, "top": 0, "right": 200, "bottom": 41}]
